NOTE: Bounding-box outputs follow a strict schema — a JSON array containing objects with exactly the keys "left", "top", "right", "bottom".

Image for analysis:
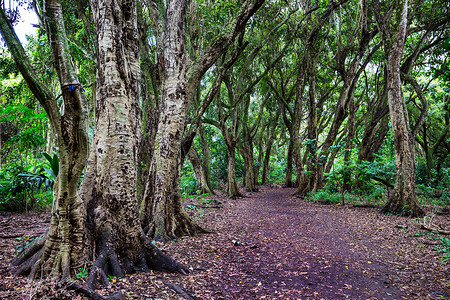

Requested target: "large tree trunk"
[
  {"left": 1, "top": 0, "right": 89, "bottom": 280},
  {"left": 79, "top": 0, "right": 187, "bottom": 287},
  {"left": 146, "top": 0, "right": 205, "bottom": 240},
  {"left": 376, "top": 0, "right": 424, "bottom": 217}
]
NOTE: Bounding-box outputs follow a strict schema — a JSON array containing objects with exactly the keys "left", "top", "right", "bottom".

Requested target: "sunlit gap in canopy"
[{"left": 0, "top": 0, "right": 38, "bottom": 45}]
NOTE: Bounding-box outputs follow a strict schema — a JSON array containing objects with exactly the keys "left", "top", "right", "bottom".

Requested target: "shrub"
[{"left": 307, "top": 189, "right": 342, "bottom": 205}]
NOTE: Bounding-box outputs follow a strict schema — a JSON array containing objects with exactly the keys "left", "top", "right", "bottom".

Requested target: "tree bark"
[
  {"left": 187, "top": 145, "right": 214, "bottom": 195},
  {"left": 225, "top": 139, "right": 243, "bottom": 198},
  {"left": 285, "top": 140, "right": 294, "bottom": 187},
  {"left": 343, "top": 98, "right": 357, "bottom": 191},
  {"left": 79, "top": 0, "right": 187, "bottom": 287},
  {"left": 146, "top": 0, "right": 205, "bottom": 240},
  {"left": 261, "top": 114, "right": 278, "bottom": 184},
  {"left": 199, "top": 125, "right": 215, "bottom": 194},
  {"left": 375, "top": 0, "right": 424, "bottom": 217},
  {"left": 144, "top": 0, "right": 264, "bottom": 240},
  {"left": 1, "top": 0, "right": 89, "bottom": 280}
]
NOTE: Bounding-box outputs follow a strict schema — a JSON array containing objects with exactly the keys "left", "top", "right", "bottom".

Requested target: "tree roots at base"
[{"left": 10, "top": 229, "right": 190, "bottom": 297}]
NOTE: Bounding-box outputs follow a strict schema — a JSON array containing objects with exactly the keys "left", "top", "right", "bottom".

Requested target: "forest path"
[
  {"left": 209, "top": 187, "right": 399, "bottom": 299},
  {"left": 167, "top": 187, "right": 448, "bottom": 299},
  {"left": 0, "top": 187, "right": 448, "bottom": 299}
]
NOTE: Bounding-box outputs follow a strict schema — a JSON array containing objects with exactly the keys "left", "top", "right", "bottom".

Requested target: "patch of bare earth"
[{"left": 0, "top": 187, "right": 449, "bottom": 299}]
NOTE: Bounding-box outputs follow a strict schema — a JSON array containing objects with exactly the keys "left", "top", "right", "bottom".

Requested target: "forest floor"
[{"left": 0, "top": 186, "right": 449, "bottom": 299}]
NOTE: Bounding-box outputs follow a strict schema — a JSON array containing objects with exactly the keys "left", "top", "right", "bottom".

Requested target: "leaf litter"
[{"left": 0, "top": 187, "right": 449, "bottom": 299}]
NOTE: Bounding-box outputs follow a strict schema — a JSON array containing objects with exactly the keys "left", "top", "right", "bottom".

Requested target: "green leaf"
[
  {"left": 42, "top": 153, "right": 53, "bottom": 164},
  {"left": 444, "top": 38, "right": 450, "bottom": 50},
  {"left": 44, "top": 168, "right": 56, "bottom": 180}
]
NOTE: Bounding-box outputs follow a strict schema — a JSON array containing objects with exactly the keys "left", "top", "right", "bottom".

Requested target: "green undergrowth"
[
  {"left": 436, "top": 237, "right": 450, "bottom": 262},
  {"left": 182, "top": 193, "right": 216, "bottom": 221},
  {"left": 306, "top": 189, "right": 385, "bottom": 206}
]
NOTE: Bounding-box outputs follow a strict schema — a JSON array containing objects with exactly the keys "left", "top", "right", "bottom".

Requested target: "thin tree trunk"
[
  {"left": 226, "top": 141, "right": 243, "bottom": 198},
  {"left": 239, "top": 138, "right": 257, "bottom": 192},
  {"left": 285, "top": 140, "right": 294, "bottom": 187},
  {"left": 298, "top": 56, "right": 318, "bottom": 195},
  {"left": 343, "top": 98, "right": 357, "bottom": 191},
  {"left": 188, "top": 146, "right": 214, "bottom": 194},
  {"left": 199, "top": 125, "right": 215, "bottom": 194},
  {"left": 262, "top": 117, "right": 278, "bottom": 184}
]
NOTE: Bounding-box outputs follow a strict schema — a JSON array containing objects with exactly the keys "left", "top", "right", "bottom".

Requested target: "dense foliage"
[{"left": 0, "top": 0, "right": 449, "bottom": 214}]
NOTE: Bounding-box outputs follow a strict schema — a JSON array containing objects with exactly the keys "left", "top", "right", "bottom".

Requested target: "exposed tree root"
[
  {"left": 65, "top": 281, "right": 125, "bottom": 300},
  {"left": 12, "top": 226, "right": 190, "bottom": 295},
  {"left": 144, "top": 239, "right": 189, "bottom": 274},
  {"left": 168, "top": 212, "right": 209, "bottom": 239},
  {"left": 87, "top": 228, "right": 127, "bottom": 289},
  {"left": 228, "top": 192, "right": 244, "bottom": 200},
  {"left": 11, "top": 230, "right": 48, "bottom": 276},
  {"left": 147, "top": 208, "right": 209, "bottom": 241},
  {"left": 86, "top": 227, "right": 189, "bottom": 290},
  {"left": 381, "top": 200, "right": 425, "bottom": 217}
]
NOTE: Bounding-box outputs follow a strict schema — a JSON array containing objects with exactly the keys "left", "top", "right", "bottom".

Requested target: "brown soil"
[{"left": 0, "top": 187, "right": 449, "bottom": 299}]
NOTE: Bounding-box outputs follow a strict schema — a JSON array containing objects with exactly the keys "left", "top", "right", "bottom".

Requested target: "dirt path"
[
  {"left": 208, "top": 188, "right": 402, "bottom": 299},
  {"left": 0, "top": 187, "right": 449, "bottom": 299},
  {"left": 167, "top": 187, "right": 449, "bottom": 299}
]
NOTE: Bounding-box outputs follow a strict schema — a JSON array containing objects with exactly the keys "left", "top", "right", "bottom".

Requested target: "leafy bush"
[
  {"left": 416, "top": 158, "right": 432, "bottom": 186},
  {"left": 438, "top": 168, "right": 450, "bottom": 191},
  {"left": 180, "top": 161, "right": 197, "bottom": 196},
  {"left": 268, "top": 156, "right": 286, "bottom": 184},
  {"left": 440, "top": 190, "right": 450, "bottom": 206},
  {"left": 307, "top": 189, "right": 342, "bottom": 205},
  {"left": 0, "top": 153, "right": 56, "bottom": 212},
  {"left": 355, "top": 158, "right": 396, "bottom": 188}
]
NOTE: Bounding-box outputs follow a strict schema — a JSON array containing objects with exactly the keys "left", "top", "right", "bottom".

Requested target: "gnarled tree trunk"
[
  {"left": 1, "top": 0, "right": 89, "bottom": 280},
  {"left": 375, "top": 0, "right": 424, "bottom": 217},
  {"left": 78, "top": 0, "right": 187, "bottom": 288}
]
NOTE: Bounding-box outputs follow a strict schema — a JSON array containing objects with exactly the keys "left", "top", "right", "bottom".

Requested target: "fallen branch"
[
  {"left": 420, "top": 224, "right": 450, "bottom": 235},
  {"left": 419, "top": 215, "right": 450, "bottom": 235},
  {"left": 371, "top": 176, "right": 394, "bottom": 189}
]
